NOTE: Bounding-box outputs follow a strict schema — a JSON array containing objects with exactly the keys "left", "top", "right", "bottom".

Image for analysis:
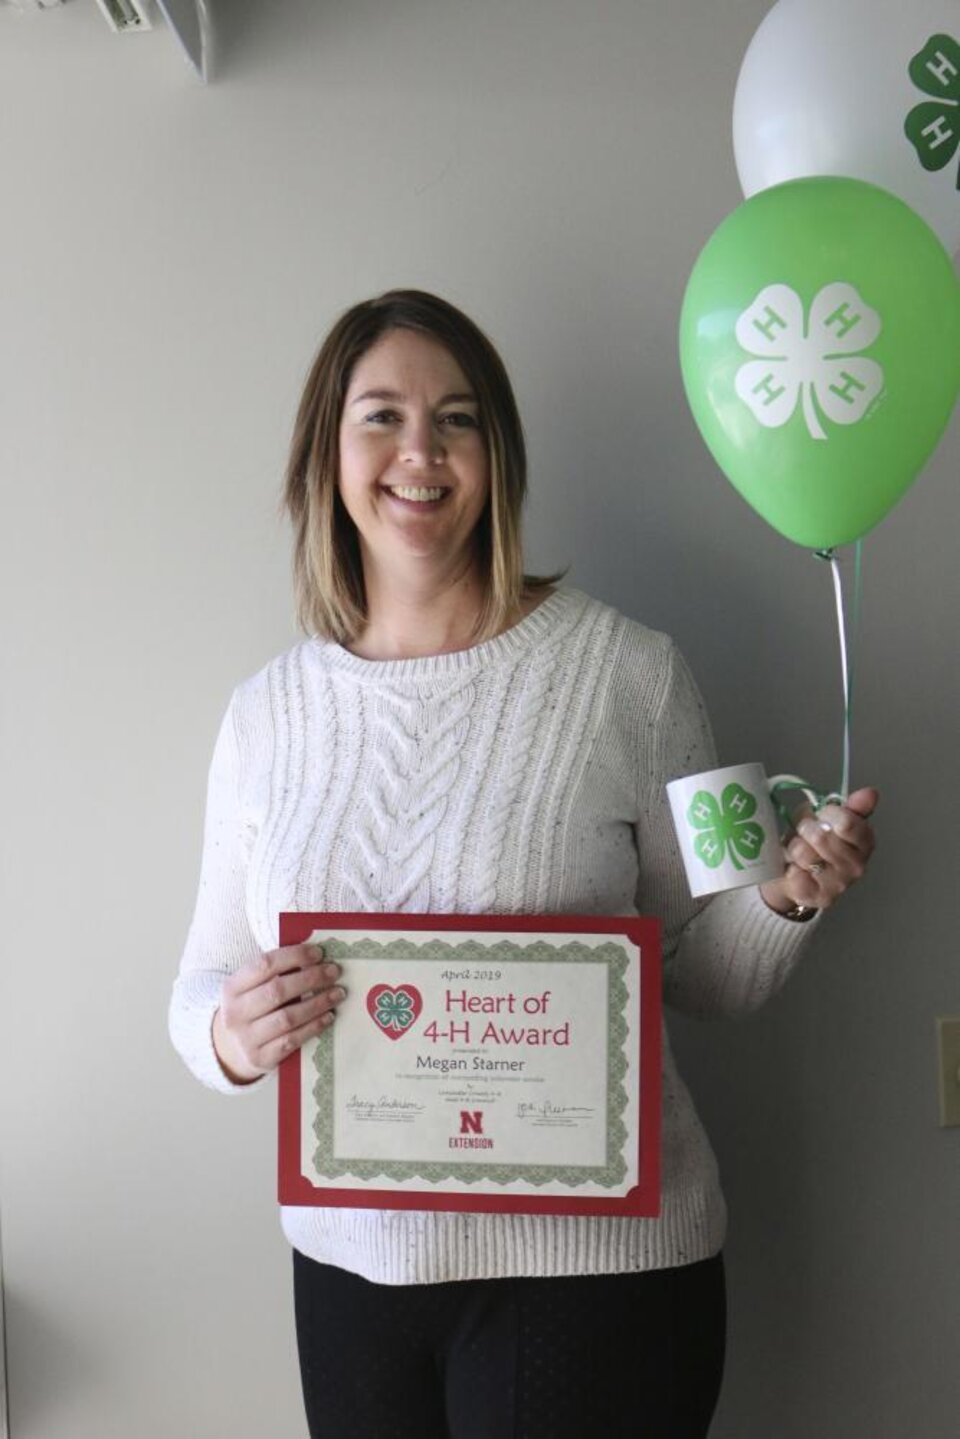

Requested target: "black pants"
[{"left": 293, "top": 1250, "right": 726, "bottom": 1438}]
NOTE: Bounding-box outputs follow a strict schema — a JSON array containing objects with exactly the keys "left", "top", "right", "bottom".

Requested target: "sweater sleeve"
[
  {"left": 635, "top": 639, "right": 821, "bottom": 1018},
  {"left": 168, "top": 690, "right": 268, "bottom": 1094}
]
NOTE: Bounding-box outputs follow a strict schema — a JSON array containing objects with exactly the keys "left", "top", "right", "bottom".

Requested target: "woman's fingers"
[
  {"left": 798, "top": 806, "right": 874, "bottom": 867},
  {"left": 249, "top": 982, "right": 346, "bottom": 1056},
  {"left": 816, "top": 795, "right": 876, "bottom": 851},
  {"left": 779, "top": 787, "right": 879, "bottom": 911},
  {"left": 250, "top": 977, "right": 347, "bottom": 1072},
  {"left": 226, "top": 942, "right": 324, "bottom": 1001},
  {"left": 784, "top": 833, "right": 820, "bottom": 872},
  {"left": 844, "top": 786, "right": 880, "bottom": 821},
  {"left": 224, "top": 945, "right": 329, "bottom": 1017},
  {"left": 246, "top": 957, "right": 341, "bottom": 1025},
  {"left": 778, "top": 865, "right": 823, "bottom": 910},
  {"left": 794, "top": 817, "right": 864, "bottom": 883},
  {"left": 217, "top": 942, "right": 347, "bottom": 1077}
]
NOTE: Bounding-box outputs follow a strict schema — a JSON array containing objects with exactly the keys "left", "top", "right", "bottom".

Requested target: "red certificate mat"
[{"left": 278, "top": 912, "right": 661, "bottom": 1217}]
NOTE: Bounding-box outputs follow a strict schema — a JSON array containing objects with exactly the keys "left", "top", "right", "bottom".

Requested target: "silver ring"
[{"left": 808, "top": 861, "right": 826, "bottom": 877}]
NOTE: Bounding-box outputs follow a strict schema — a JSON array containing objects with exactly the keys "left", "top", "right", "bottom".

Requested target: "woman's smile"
[{"left": 380, "top": 483, "right": 451, "bottom": 506}]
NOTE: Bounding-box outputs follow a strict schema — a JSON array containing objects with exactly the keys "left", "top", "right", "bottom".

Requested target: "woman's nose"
[{"left": 401, "top": 415, "right": 444, "bottom": 466}]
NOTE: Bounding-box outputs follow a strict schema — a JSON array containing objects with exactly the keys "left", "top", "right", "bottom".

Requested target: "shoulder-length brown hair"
[{"left": 282, "top": 288, "right": 558, "bottom": 644}]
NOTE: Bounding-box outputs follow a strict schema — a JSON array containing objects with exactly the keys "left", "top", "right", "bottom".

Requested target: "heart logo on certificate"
[{"left": 366, "top": 983, "right": 423, "bottom": 1040}]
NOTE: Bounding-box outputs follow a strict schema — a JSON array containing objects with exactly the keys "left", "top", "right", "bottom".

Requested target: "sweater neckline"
[{"left": 309, "top": 587, "right": 588, "bottom": 682}]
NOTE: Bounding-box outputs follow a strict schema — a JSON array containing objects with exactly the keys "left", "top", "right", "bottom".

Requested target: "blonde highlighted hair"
[{"left": 282, "top": 289, "right": 559, "bottom": 643}]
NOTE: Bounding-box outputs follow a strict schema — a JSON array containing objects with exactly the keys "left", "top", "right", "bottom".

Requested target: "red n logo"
[{"left": 459, "top": 1110, "right": 484, "bottom": 1135}]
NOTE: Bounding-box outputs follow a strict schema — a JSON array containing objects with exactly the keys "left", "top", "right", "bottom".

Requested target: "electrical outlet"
[{"left": 936, "top": 1018, "right": 960, "bottom": 1127}]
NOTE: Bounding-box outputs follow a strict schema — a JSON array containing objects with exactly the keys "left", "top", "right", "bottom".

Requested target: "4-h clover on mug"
[{"left": 667, "top": 763, "right": 786, "bottom": 898}]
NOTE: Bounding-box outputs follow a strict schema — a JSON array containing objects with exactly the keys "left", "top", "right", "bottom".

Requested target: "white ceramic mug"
[{"left": 666, "top": 762, "right": 786, "bottom": 898}]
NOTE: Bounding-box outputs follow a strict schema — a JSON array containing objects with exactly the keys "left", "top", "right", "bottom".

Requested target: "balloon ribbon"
[{"left": 770, "top": 541, "right": 862, "bottom": 826}]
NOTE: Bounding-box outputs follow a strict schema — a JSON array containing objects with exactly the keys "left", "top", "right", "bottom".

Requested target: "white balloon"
[{"left": 734, "top": 0, "right": 960, "bottom": 253}]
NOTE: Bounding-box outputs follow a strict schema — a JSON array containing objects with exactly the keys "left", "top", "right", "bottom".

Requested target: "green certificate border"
[{"left": 311, "top": 937, "right": 631, "bottom": 1189}]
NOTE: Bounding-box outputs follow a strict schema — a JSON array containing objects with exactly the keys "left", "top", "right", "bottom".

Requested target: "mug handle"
[{"left": 768, "top": 773, "right": 843, "bottom": 833}]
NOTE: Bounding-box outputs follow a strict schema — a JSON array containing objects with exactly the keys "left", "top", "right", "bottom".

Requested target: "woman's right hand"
[{"left": 212, "top": 943, "right": 346, "bottom": 1084}]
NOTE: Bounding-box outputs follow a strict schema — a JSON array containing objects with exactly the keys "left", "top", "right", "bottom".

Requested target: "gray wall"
[{"left": 1, "top": 2, "right": 957, "bottom": 1435}]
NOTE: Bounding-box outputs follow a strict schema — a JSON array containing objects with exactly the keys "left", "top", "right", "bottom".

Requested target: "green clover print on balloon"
[
  {"left": 905, "top": 33, "right": 960, "bottom": 189},
  {"left": 687, "top": 784, "right": 766, "bottom": 871},
  {"left": 734, "top": 282, "right": 884, "bottom": 441}
]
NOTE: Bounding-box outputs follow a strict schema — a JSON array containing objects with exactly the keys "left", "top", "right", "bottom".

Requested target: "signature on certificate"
[
  {"left": 516, "top": 1100, "right": 595, "bottom": 1122},
  {"left": 346, "top": 1095, "right": 426, "bottom": 1117}
]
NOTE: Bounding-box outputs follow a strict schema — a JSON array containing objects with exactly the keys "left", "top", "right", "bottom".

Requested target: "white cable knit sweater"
[{"left": 170, "top": 587, "right": 817, "bottom": 1284}]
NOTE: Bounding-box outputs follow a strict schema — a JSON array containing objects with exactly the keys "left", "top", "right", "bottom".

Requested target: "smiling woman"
[
  {"left": 335, "top": 330, "right": 493, "bottom": 644},
  {"left": 282, "top": 289, "right": 558, "bottom": 654},
  {"left": 170, "top": 288, "right": 878, "bottom": 1439}
]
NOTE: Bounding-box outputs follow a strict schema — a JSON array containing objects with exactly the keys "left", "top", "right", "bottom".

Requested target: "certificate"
[{"left": 278, "top": 913, "right": 661, "bottom": 1216}]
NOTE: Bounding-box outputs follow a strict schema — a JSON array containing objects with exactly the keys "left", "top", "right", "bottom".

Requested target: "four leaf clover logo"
[
  {"left": 734, "top": 281, "right": 884, "bottom": 441},
  {"left": 373, "top": 988, "right": 417, "bottom": 1033},
  {"left": 686, "top": 784, "right": 766, "bottom": 871},
  {"left": 905, "top": 33, "right": 960, "bottom": 190}
]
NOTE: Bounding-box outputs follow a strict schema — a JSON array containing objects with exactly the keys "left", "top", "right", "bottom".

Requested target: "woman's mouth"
[{"left": 382, "top": 485, "right": 449, "bottom": 505}]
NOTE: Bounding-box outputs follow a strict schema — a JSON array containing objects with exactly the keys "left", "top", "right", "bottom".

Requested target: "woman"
[{"left": 170, "top": 289, "right": 877, "bottom": 1438}]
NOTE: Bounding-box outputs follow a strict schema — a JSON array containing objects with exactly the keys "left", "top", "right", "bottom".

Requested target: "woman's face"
[{"left": 338, "top": 328, "right": 490, "bottom": 578}]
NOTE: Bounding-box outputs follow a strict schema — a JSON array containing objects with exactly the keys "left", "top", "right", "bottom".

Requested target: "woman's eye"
[{"left": 362, "top": 410, "right": 479, "bottom": 428}]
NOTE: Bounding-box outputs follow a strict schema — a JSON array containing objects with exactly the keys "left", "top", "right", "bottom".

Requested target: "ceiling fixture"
[
  {"left": 94, "top": 0, "right": 153, "bottom": 33},
  {"left": 2, "top": 0, "right": 212, "bottom": 80}
]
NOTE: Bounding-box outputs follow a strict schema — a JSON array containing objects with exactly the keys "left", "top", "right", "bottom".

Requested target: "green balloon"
[{"left": 679, "top": 177, "right": 960, "bottom": 549}]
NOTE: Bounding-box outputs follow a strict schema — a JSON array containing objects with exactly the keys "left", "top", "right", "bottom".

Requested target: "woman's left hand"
[{"left": 760, "top": 786, "right": 879, "bottom": 917}]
